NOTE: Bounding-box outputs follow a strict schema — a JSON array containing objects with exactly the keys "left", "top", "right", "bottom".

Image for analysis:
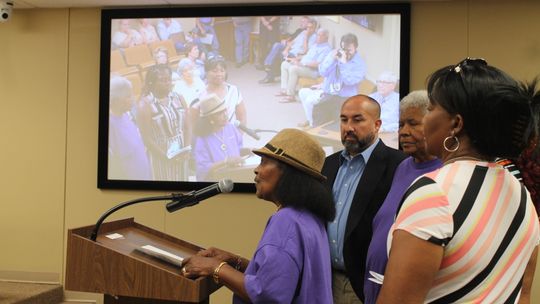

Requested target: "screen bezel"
[{"left": 97, "top": 2, "right": 411, "bottom": 193}]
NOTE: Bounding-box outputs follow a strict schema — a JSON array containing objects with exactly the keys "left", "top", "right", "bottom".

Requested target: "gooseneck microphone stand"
[{"left": 89, "top": 192, "right": 193, "bottom": 242}]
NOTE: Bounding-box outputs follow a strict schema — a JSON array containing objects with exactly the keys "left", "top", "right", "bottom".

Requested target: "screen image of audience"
[{"left": 107, "top": 16, "right": 401, "bottom": 182}]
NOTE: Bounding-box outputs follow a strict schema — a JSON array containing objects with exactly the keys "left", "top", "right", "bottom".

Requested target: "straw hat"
[
  {"left": 253, "top": 128, "right": 326, "bottom": 181},
  {"left": 199, "top": 93, "right": 226, "bottom": 117}
]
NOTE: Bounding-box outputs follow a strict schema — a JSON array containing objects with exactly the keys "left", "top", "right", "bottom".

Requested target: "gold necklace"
[
  {"left": 443, "top": 156, "right": 483, "bottom": 166},
  {"left": 212, "top": 130, "right": 227, "bottom": 152}
]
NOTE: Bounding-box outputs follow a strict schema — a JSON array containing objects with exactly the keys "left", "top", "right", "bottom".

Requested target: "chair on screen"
[
  {"left": 123, "top": 44, "right": 156, "bottom": 71},
  {"left": 125, "top": 72, "right": 143, "bottom": 98},
  {"left": 110, "top": 49, "right": 138, "bottom": 76},
  {"left": 358, "top": 78, "right": 376, "bottom": 95},
  {"left": 298, "top": 76, "right": 323, "bottom": 89},
  {"left": 149, "top": 39, "right": 182, "bottom": 67}
]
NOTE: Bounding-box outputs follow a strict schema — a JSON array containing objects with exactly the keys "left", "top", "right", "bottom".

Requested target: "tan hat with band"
[
  {"left": 200, "top": 93, "right": 227, "bottom": 117},
  {"left": 253, "top": 128, "right": 326, "bottom": 181}
]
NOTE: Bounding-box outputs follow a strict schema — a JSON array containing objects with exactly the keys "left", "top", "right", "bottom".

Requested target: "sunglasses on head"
[
  {"left": 451, "top": 57, "right": 487, "bottom": 73},
  {"left": 450, "top": 57, "right": 487, "bottom": 97},
  {"left": 207, "top": 54, "right": 225, "bottom": 63}
]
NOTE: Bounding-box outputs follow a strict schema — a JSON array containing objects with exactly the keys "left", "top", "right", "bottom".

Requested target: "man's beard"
[{"left": 342, "top": 131, "right": 375, "bottom": 155}]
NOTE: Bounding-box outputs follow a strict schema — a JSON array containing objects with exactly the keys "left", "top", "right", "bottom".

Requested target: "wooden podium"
[{"left": 65, "top": 218, "right": 220, "bottom": 303}]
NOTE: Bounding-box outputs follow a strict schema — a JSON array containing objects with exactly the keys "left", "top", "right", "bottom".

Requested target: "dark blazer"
[{"left": 322, "top": 140, "right": 406, "bottom": 301}]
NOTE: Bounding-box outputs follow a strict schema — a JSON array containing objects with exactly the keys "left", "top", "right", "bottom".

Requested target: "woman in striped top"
[{"left": 377, "top": 58, "right": 540, "bottom": 303}]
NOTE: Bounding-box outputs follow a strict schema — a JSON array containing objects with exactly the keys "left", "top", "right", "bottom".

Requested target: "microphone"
[
  {"left": 234, "top": 120, "right": 261, "bottom": 140},
  {"left": 166, "top": 179, "right": 234, "bottom": 213},
  {"left": 89, "top": 179, "right": 234, "bottom": 242}
]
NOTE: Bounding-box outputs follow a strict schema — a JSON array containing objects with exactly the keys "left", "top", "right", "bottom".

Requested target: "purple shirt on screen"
[
  {"left": 233, "top": 207, "right": 333, "bottom": 304},
  {"left": 193, "top": 123, "right": 243, "bottom": 180},
  {"left": 108, "top": 113, "right": 152, "bottom": 180}
]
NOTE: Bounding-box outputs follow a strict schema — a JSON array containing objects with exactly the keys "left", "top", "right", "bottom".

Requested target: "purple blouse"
[
  {"left": 193, "top": 123, "right": 242, "bottom": 180},
  {"left": 364, "top": 156, "right": 442, "bottom": 304},
  {"left": 233, "top": 207, "right": 333, "bottom": 304}
]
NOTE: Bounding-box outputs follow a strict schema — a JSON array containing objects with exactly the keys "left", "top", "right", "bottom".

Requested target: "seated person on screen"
[
  {"left": 138, "top": 18, "right": 160, "bottom": 44},
  {"left": 112, "top": 19, "right": 144, "bottom": 49},
  {"left": 307, "top": 33, "right": 367, "bottom": 127},
  {"left": 297, "top": 83, "right": 324, "bottom": 128},
  {"left": 277, "top": 28, "right": 331, "bottom": 103},
  {"left": 192, "top": 94, "right": 245, "bottom": 181},
  {"left": 152, "top": 47, "right": 180, "bottom": 81},
  {"left": 369, "top": 71, "right": 399, "bottom": 132},
  {"left": 193, "top": 17, "right": 220, "bottom": 57},
  {"left": 108, "top": 75, "right": 152, "bottom": 181},
  {"left": 257, "top": 16, "right": 310, "bottom": 76},
  {"left": 259, "top": 17, "right": 317, "bottom": 84},
  {"left": 173, "top": 58, "right": 206, "bottom": 108},
  {"left": 157, "top": 18, "right": 187, "bottom": 53},
  {"left": 184, "top": 42, "right": 206, "bottom": 80}
]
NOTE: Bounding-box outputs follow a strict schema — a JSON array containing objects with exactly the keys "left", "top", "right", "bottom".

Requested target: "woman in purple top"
[
  {"left": 364, "top": 90, "right": 442, "bottom": 304},
  {"left": 182, "top": 128, "right": 336, "bottom": 303},
  {"left": 192, "top": 93, "right": 244, "bottom": 181}
]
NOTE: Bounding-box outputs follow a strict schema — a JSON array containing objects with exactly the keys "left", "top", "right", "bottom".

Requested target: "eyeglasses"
[{"left": 451, "top": 57, "right": 487, "bottom": 74}]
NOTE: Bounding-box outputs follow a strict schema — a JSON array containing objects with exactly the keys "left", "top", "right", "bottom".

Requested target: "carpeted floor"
[{"left": 0, "top": 281, "right": 63, "bottom": 304}]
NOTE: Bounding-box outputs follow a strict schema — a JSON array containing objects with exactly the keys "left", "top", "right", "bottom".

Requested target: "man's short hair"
[{"left": 340, "top": 33, "right": 358, "bottom": 48}]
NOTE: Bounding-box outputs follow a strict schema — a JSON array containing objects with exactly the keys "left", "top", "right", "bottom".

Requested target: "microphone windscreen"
[{"left": 218, "top": 179, "right": 234, "bottom": 193}]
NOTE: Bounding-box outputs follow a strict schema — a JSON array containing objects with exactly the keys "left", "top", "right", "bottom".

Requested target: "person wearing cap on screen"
[
  {"left": 369, "top": 71, "right": 400, "bottom": 132},
  {"left": 192, "top": 93, "right": 244, "bottom": 181},
  {"left": 181, "top": 128, "right": 335, "bottom": 303}
]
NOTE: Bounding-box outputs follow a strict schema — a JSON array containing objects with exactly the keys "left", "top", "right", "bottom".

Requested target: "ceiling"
[{"left": 9, "top": 0, "right": 441, "bottom": 9}]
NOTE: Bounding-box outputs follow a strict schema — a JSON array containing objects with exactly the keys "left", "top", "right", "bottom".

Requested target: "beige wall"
[{"left": 0, "top": 0, "right": 539, "bottom": 303}]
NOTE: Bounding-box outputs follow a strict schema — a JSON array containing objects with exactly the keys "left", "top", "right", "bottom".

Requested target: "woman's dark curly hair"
[{"left": 272, "top": 162, "right": 336, "bottom": 223}]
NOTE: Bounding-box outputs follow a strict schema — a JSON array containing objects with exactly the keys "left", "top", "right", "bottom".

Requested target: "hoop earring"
[{"left": 443, "top": 134, "right": 460, "bottom": 152}]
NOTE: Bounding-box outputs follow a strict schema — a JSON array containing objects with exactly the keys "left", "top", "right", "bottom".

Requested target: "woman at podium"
[{"left": 182, "top": 128, "right": 335, "bottom": 303}]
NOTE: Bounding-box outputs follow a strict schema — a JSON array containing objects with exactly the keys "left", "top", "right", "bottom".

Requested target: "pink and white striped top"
[{"left": 389, "top": 160, "right": 540, "bottom": 303}]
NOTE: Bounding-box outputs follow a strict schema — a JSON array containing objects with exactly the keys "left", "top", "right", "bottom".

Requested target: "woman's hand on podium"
[
  {"left": 198, "top": 247, "right": 247, "bottom": 271},
  {"left": 181, "top": 255, "right": 220, "bottom": 279},
  {"left": 198, "top": 247, "right": 234, "bottom": 262}
]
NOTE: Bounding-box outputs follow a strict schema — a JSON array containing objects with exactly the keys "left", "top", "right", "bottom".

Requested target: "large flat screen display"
[{"left": 98, "top": 3, "right": 410, "bottom": 192}]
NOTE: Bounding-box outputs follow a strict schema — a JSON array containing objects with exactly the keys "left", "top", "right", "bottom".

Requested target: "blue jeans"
[
  {"left": 234, "top": 23, "right": 251, "bottom": 63},
  {"left": 264, "top": 42, "right": 285, "bottom": 66}
]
